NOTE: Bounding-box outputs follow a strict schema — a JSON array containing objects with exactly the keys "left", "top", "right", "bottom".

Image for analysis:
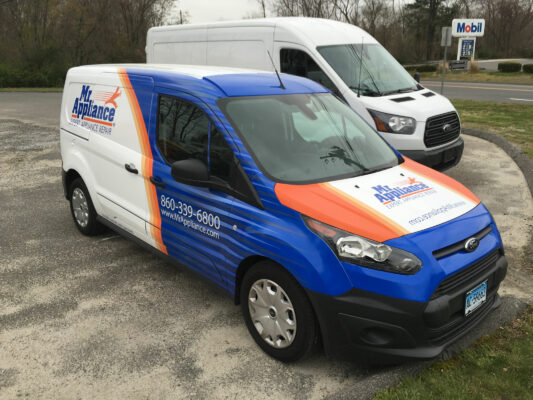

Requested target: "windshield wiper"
[
  {"left": 349, "top": 86, "right": 381, "bottom": 97},
  {"left": 381, "top": 87, "right": 416, "bottom": 95},
  {"left": 359, "top": 161, "right": 397, "bottom": 176}
]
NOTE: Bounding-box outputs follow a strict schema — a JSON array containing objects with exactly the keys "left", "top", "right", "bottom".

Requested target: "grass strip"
[
  {"left": 451, "top": 99, "right": 533, "bottom": 160},
  {"left": 420, "top": 71, "right": 533, "bottom": 84},
  {"left": 374, "top": 306, "right": 533, "bottom": 400}
]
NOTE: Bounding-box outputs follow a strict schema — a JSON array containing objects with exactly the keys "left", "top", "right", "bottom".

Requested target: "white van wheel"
[
  {"left": 69, "top": 178, "right": 104, "bottom": 236},
  {"left": 72, "top": 188, "right": 89, "bottom": 228}
]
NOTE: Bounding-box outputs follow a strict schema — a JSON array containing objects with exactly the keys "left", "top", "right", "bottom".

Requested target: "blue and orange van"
[{"left": 60, "top": 64, "right": 507, "bottom": 363}]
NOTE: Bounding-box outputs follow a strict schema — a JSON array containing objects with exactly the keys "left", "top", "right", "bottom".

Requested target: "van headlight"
[
  {"left": 303, "top": 216, "right": 422, "bottom": 275},
  {"left": 368, "top": 109, "right": 416, "bottom": 135}
]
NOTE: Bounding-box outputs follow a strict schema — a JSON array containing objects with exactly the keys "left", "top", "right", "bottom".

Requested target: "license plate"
[{"left": 465, "top": 280, "right": 487, "bottom": 316}]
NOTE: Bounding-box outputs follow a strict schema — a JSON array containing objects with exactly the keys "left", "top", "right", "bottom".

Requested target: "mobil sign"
[{"left": 452, "top": 19, "right": 485, "bottom": 37}]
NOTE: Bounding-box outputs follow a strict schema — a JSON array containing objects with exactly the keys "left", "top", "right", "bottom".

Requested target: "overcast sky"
[{"left": 178, "top": 0, "right": 267, "bottom": 24}]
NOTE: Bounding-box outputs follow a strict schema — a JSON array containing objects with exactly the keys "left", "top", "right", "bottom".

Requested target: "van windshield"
[
  {"left": 317, "top": 44, "right": 418, "bottom": 96},
  {"left": 219, "top": 93, "right": 399, "bottom": 184}
]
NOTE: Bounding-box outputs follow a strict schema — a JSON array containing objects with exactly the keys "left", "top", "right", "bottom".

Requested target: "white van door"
[{"left": 86, "top": 74, "right": 156, "bottom": 241}]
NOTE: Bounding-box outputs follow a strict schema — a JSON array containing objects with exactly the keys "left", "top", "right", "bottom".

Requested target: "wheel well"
[
  {"left": 234, "top": 255, "right": 270, "bottom": 305},
  {"left": 64, "top": 169, "right": 82, "bottom": 200}
]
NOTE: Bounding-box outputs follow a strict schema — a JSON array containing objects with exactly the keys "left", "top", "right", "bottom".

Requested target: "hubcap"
[
  {"left": 248, "top": 279, "right": 297, "bottom": 349},
  {"left": 72, "top": 188, "right": 89, "bottom": 228}
]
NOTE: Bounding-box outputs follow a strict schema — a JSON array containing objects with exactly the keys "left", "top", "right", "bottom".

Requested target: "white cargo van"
[{"left": 146, "top": 18, "right": 463, "bottom": 171}]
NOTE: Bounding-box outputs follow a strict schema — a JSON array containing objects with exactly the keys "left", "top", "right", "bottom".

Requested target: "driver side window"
[
  {"left": 157, "top": 95, "right": 234, "bottom": 185},
  {"left": 280, "top": 48, "right": 339, "bottom": 94},
  {"left": 158, "top": 95, "right": 209, "bottom": 165}
]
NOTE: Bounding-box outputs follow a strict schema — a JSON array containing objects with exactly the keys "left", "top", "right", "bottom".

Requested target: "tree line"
[
  {"left": 0, "top": 0, "right": 178, "bottom": 86},
  {"left": 1, "top": 0, "right": 532, "bottom": 87}
]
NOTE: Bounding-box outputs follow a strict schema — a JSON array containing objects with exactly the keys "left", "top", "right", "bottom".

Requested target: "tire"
[
  {"left": 69, "top": 177, "right": 104, "bottom": 236},
  {"left": 240, "top": 261, "right": 318, "bottom": 362}
]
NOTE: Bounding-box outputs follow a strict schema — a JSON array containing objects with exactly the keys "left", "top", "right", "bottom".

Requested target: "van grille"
[
  {"left": 430, "top": 249, "right": 500, "bottom": 299},
  {"left": 433, "top": 225, "right": 492, "bottom": 260},
  {"left": 424, "top": 112, "right": 460, "bottom": 148}
]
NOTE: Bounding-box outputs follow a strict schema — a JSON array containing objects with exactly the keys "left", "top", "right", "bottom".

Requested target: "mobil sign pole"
[
  {"left": 451, "top": 19, "right": 485, "bottom": 61},
  {"left": 440, "top": 26, "right": 452, "bottom": 95}
]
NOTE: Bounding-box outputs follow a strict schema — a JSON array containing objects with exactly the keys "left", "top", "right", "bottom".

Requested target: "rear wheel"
[
  {"left": 240, "top": 261, "right": 318, "bottom": 362},
  {"left": 69, "top": 177, "right": 104, "bottom": 236}
]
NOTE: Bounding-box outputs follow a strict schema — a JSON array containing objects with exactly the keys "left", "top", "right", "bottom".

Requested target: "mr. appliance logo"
[
  {"left": 71, "top": 85, "right": 121, "bottom": 134},
  {"left": 372, "top": 177, "right": 435, "bottom": 209}
]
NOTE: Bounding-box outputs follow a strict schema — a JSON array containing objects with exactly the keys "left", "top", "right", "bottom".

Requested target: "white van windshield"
[
  {"left": 219, "top": 93, "right": 399, "bottom": 184},
  {"left": 317, "top": 44, "right": 418, "bottom": 96}
]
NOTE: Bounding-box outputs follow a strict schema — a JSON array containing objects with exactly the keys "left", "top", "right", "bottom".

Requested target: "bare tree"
[{"left": 257, "top": 0, "right": 268, "bottom": 17}]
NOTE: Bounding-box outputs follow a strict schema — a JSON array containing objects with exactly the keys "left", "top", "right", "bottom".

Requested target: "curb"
[{"left": 462, "top": 128, "right": 533, "bottom": 198}]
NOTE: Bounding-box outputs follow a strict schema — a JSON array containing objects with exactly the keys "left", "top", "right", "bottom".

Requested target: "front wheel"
[{"left": 240, "top": 261, "right": 318, "bottom": 362}]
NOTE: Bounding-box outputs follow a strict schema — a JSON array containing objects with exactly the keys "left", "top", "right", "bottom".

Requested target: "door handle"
[
  {"left": 150, "top": 176, "right": 166, "bottom": 188},
  {"left": 125, "top": 163, "right": 138, "bottom": 174}
]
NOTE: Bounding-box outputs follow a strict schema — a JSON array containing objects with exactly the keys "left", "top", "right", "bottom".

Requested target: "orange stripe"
[
  {"left": 275, "top": 182, "right": 408, "bottom": 242},
  {"left": 323, "top": 183, "right": 409, "bottom": 236},
  {"left": 401, "top": 187, "right": 433, "bottom": 198},
  {"left": 117, "top": 68, "right": 167, "bottom": 255},
  {"left": 84, "top": 117, "right": 113, "bottom": 127},
  {"left": 401, "top": 158, "right": 479, "bottom": 204}
]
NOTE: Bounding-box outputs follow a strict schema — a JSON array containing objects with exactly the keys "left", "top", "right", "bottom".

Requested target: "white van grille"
[{"left": 424, "top": 112, "right": 460, "bottom": 148}]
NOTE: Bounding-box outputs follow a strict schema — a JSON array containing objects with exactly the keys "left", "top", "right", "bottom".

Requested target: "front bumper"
[
  {"left": 306, "top": 251, "right": 507, "bottom": 364},
  {"left": 401, "top": 137, "right": 464, "bottom": 171}
]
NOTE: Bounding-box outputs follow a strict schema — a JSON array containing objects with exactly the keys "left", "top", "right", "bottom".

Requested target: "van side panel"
[
  {"left": 148, "top": 27, "right": 207, "bottom": 64},
  {"left": 205, "top": 26, "right": 274, "bottom": 70},
  {"left": 60, "top": 69, "right": 166, "bottom": 250}
]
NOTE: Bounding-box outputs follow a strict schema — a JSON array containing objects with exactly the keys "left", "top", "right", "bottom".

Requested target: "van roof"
[
  {"left": 148, "top": 17, "right": 378, "bottom": 47},
  {"left": 66, "top": 64, "right": 329, "bottom": 97}
]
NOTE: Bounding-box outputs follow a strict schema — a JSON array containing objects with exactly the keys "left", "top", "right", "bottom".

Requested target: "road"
[
  {"left": 421, "top": 80, "right": 533, "bottom": 104},
  {"left": 1, "top": 93, "right": 532, "bottom": 399}
]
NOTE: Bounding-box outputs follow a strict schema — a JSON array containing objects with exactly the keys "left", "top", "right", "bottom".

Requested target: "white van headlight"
[
  {"left": 303, "top": 216, "right": 422, "bottom": 275},
  {"left": 368, "top": 109, "right": 416, "bottom": 135}
]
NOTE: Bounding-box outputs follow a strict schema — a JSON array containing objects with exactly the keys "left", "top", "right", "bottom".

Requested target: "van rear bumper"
[
  {"left": 306, "top": 252, "right": 506, "bottom": 364},
  {"left": 401, "top": 137, "right": 464, "bottom": 171},
  {"left": 61, "top": 169, "right": 68, "bottom": 199}
]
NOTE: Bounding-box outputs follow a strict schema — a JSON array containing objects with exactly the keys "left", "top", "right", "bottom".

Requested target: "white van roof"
[
  {"left": 67, "top": 63, "right": 268, "bottom": 79},
  {"left": 148, "top": 17, "right": 379, "bottom": 47}
]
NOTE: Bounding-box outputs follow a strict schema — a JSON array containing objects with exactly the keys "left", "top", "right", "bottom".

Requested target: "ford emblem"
[
  {"left": 464, "top": 237, "right": 479, "bottom": 252},
  {"left": 442, "top": 123, "right": 452, "bottom": 133}
]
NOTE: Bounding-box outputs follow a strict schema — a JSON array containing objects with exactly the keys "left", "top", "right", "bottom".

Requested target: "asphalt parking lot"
[{"left": 1, "top": 93, "right": 532, "bottom": 399}]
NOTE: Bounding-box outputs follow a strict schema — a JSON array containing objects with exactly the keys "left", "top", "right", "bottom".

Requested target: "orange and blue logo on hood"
[{"left": 275, "top": 158, "right": 480, "bottom": 243}]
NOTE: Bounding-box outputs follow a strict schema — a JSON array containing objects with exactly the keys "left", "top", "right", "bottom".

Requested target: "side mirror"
[{"left": 171, "top": 158, "right": 209, "bottom": 186}]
